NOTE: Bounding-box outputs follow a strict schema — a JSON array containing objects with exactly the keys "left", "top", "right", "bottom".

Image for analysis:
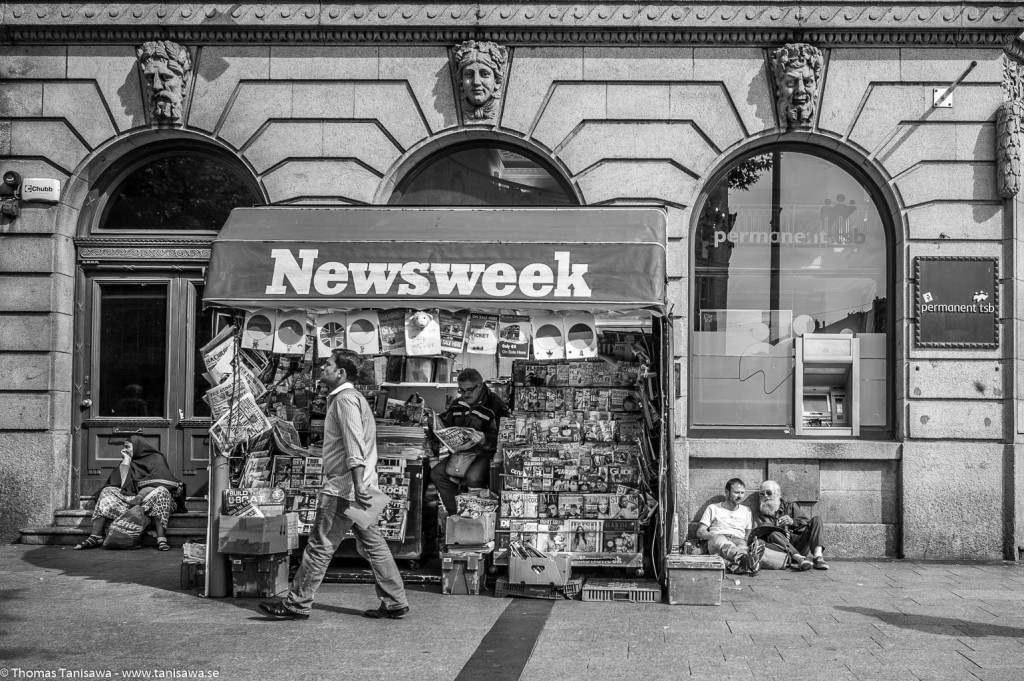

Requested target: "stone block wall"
[{"left": 0, "top": 37, "right": 1019, "bottom": 556}]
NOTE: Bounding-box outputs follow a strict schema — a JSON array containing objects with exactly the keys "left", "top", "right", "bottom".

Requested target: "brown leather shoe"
[
  {"left": 362, "top": 604, "right": 409, "bottom": 620},
  {"left": 259, "top": 601, "right": 310, "bottom": 620}
]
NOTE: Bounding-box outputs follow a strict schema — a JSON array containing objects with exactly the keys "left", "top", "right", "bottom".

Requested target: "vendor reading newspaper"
[{"left": 428, "top": 368, "right": 509, "bottom": 516}]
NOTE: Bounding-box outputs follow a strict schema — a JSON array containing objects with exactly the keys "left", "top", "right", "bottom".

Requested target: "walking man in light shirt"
[
  {"left": 260, "top": 349, "right": 409, "bottom": 620},
  {"left": 696, "top": 477, "right": 762, "bottom": 576}
]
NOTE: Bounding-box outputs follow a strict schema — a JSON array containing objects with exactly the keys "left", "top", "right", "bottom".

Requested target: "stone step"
[
  {"left": 17, "top": 526, "right": 207, "bottom": 547},
  {"left": 54, "top": 510, "right": 208, "bottom": 529},
  {"left": 76, "top": 499, "right": 209, "bottom": 513}
]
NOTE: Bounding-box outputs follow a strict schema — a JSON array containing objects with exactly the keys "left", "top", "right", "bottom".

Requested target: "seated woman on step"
[{"left": 74, "top": 435, "right": 185, "bottom": 551}]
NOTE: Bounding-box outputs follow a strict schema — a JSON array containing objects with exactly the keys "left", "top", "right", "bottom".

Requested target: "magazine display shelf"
[{"left": 199, "top": 206, "right": 672, "bottom": 597}]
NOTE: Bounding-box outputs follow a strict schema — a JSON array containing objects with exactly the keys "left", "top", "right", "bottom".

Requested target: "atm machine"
[{"left": 794, "top": 333, "right": 859, "bottom": 437}]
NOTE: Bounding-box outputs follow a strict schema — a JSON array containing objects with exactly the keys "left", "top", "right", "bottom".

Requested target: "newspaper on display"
[{"left": 209, "top": 392, "right": 272, "bottom": 452}]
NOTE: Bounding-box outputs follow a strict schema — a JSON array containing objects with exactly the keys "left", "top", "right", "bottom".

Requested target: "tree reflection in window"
[
  {"left": 101, "top": 155, "right": 261, "bottom": 231},
  {"left": 390, "top": 146, "right": 576, "bottom": 206},
  {"left": 691, "top": 149, "right": 890, "bottom": 431}
]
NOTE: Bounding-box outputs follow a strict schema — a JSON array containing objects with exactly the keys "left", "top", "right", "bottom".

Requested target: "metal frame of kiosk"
[{"left": 794, "top": 334, "right": 860, "bottom": 437}]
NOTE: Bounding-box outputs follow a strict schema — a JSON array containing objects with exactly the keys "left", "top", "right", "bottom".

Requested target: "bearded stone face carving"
[
  {"left": 137, "top": 40, "right": 192, "bottom": 123},
  {"left": 771, "top": 43, "right": 825, "bottom": 130},
  {"left": 453, "top": 40, "right": 508, "bottom": 123}
]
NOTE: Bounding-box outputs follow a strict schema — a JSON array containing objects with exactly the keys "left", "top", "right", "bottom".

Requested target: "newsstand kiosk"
[{"left": 199, "top": 207, "right": 673, "bottom": 599}]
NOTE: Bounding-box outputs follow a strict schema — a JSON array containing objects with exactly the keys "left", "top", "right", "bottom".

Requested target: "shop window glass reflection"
[
  {"left": 99, "top": 284, "right": 168, "bottom": 417},
  {"left": 101, "top": 155, "right": 261, "bottom": 231},
  {"left": 691, "top": 151, "right": 888, "bottom": 431},
  {"left": 389, "top": 147, "right": 575, "bottom": 206}
]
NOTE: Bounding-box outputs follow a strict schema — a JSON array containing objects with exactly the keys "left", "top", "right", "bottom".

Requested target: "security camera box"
[
  {"left": 445, "top": 512, "right": 496, "bottom": 546},
  {"left": 218, "top": 512, "right": 298, "bottom": 555},
  {"left": 509, "top": 553, "right": 571, "bottom": 587},
  {"left": 222, "top": 487, "right": 287, "bottom": 517}
]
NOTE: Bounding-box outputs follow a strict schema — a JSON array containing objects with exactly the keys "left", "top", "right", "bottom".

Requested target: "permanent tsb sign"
[
  {"left": 915, "top": 257, "right": 999, "bottom": 348},
  {"left": 205, "top": 207, "right": 667, "bottom": 312}
]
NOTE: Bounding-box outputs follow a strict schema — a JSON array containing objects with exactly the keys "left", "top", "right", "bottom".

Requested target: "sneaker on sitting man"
[
  {"left": 791, "top": 553, "right": 813, "bottom": 571},
  {"left": 745, "top": 538, "right": 765, "bottom": 575}
]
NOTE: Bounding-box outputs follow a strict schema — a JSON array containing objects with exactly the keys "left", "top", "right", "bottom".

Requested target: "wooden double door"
[{"left": 73, "top": 268, "right": 225, "bottom": 501}]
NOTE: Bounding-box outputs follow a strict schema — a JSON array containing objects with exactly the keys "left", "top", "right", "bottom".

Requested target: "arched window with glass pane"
[
  {"left": 99, "top": 152, "right": 262, "bottom": 231},
  {"left": 389, "top": 144, "right": 577, "bottom": 206},
  {"left": 690, "top": 149, "right": 890, "bottom": 435}
]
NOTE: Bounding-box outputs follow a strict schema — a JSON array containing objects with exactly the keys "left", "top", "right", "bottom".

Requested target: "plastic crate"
[
  {"left": 581, "top": 578, "right": 662, "bottom": 603},
  {"left": 494, "top": 577, "right": 561, "bottom": 600}
]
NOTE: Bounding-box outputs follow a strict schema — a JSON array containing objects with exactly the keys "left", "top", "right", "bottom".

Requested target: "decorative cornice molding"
[
  {"left": 3, "top": 4, "right": 1023, "bottom": 45},
  {"left": 78, "top": 246, "right": 212, "bottom": 260},
  {"left": 3, "top": 27, "right": 1017, "bottom": 47},
  {"left": 75, "top": 237, "right": 213, "bottom": 261}
]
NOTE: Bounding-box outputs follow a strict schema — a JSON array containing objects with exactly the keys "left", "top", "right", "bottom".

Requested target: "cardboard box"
[
  {"left": 441, "top": 551, "right": 489, "bottom": 595},
  {"left": 229, "top": 553, "right": 290, "bottom": 598},
  {"left": 445, "top": 513, "right": 496, "bottom": 546},
  {"left": 222, "top": 487, "right": 287, "bottom": 517},
  {"left": 218, "top": 513, "right": 299, "bottom": 555},
  {"left": 509, "top": 553, "right": 571, "bottom": 587},
  {"left": 666, "top": 554, "right": 725, "bottom": 606}
]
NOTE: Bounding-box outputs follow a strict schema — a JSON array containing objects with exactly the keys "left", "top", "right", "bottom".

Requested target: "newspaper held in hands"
[{"left": 432, "top": 413, "right": 485, "bottom": 454}]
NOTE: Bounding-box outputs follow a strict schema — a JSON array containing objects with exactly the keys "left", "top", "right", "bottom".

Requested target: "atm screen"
[{"left": 804, "top": 394, "right": 830, "bottom": 414}]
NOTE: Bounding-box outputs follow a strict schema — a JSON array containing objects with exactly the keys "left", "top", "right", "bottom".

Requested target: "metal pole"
[{"left": 206, "top": 454, "right": 230, "bottom": 597}]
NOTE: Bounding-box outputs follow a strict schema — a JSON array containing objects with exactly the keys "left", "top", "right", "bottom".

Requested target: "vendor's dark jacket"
[
  {"left": 431, "top": 387, "right": 509, "bottom": 459},
  {"left": 753, "top": 498, "right": 813, "bottom": 537}
]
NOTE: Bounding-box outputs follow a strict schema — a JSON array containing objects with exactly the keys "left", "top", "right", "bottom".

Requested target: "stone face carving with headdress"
[
  {"left": 453, "top": 40, "right": 509, "bottom": 123},
  {"left": 137, "top": 40, "right": 192, "bottom": 123},
  {"left": 771, "top": 43, "right": 825, "bottom": 130}
]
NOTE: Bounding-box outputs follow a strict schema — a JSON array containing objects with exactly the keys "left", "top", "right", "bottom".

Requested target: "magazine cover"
[
  {"left": 537, "top": 519, "right": 569, "bottom": 553},
  {"left": 466, "top": 313, "right": 499, "bottom": 355},
  {"left": 376, "top": 309, "right": 406, "bottom": 353},
  {"left": 602, "top": 519, "right": 638, "bottom": 553},
  {"left": 558, "top": 494, "right": 584, "bottom": 519},
  {"left": 498, "top": 314, "right": 531, "bottom": 358},
  {"left": 377, "top": 501, "right": 409, "bottom": 542},
  {"left": 502, "top": 491, "right": 526, "bottom": 518},
  {"left": 538, "top": 493, "right": 559, "bottom": 518},
  {"left": 568, "top": 519, "right": 602, "bottom": 552},
  {"left": 509, "top": 520, "right": 538, "bottom": 548},
  {"left": 522, "top": 493, "right": 539, "bottom": 518},
  {"left": 614, "top": 493, "right": 641, "bottom": 519},
  {"left": 404, "top": 309, "right": 442, "bottom": 356},
  {"left": 439, "top": 310, "right": 468, "bottom": 352}
]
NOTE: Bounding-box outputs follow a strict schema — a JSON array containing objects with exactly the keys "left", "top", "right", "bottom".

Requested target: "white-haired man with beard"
[{"left": 752, "top": 479, "right": 829, "bottom": 571}]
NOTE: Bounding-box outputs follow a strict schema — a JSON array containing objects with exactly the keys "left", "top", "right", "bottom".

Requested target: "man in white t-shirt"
[{"left": 696, "top": 477, "right": 762, "bottom": 575}]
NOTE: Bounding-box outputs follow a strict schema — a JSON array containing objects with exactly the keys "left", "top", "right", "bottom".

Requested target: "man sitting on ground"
[
  {"left": 696, "top": 477, "right": 762, "bottom": 575},
  {"left": 752, "top": 479, "right": 830, "bottom": 571}
]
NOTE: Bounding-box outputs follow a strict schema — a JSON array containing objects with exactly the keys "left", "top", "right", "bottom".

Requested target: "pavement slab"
[{"left": 4, "top": 546, "right": 1024, "bottom": 680}]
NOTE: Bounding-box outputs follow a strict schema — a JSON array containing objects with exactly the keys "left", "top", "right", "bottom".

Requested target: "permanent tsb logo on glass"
[{"left": 264, "top": 249, "right": 593, "bottom": 298}]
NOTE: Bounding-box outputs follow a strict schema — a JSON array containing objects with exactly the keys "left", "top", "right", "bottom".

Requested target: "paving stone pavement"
[{"left": 2, "top": 545, "right": 1023, "bottom": 681}]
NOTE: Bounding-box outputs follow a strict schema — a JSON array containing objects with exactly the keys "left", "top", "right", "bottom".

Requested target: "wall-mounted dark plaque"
[{"left": 914, "top": 257, "right": 999, "bottom": 348}]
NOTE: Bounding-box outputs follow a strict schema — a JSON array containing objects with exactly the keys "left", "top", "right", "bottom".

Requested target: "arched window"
[
  {"left": 690, "top": 148, "right": 891, "bottom": 435},
  {"left": 98, "top": 151, "right": 262, "bottom": 231},
  {"left": 389, "top": 144, "right": 577, "bottom": 206}
]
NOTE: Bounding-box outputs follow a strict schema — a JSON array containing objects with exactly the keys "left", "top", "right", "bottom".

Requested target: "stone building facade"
[{"left": 2, "top": 3, "right": 1024, "bottom": 559}]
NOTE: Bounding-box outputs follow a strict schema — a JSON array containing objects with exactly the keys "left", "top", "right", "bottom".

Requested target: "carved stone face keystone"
[
  {"left": 771, "top": 43, "right": 824, "bottom": 130},
  {"left": 453, "top": 40, "right": 508, "bottom": 123},
  {"left": 137, "top": 40, "right": 192, "bottom": 123}
]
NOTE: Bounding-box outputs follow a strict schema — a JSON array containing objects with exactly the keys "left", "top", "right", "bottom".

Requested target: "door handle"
[{"left": 112, "top": 427, "right": 143, "bottom": 435}]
